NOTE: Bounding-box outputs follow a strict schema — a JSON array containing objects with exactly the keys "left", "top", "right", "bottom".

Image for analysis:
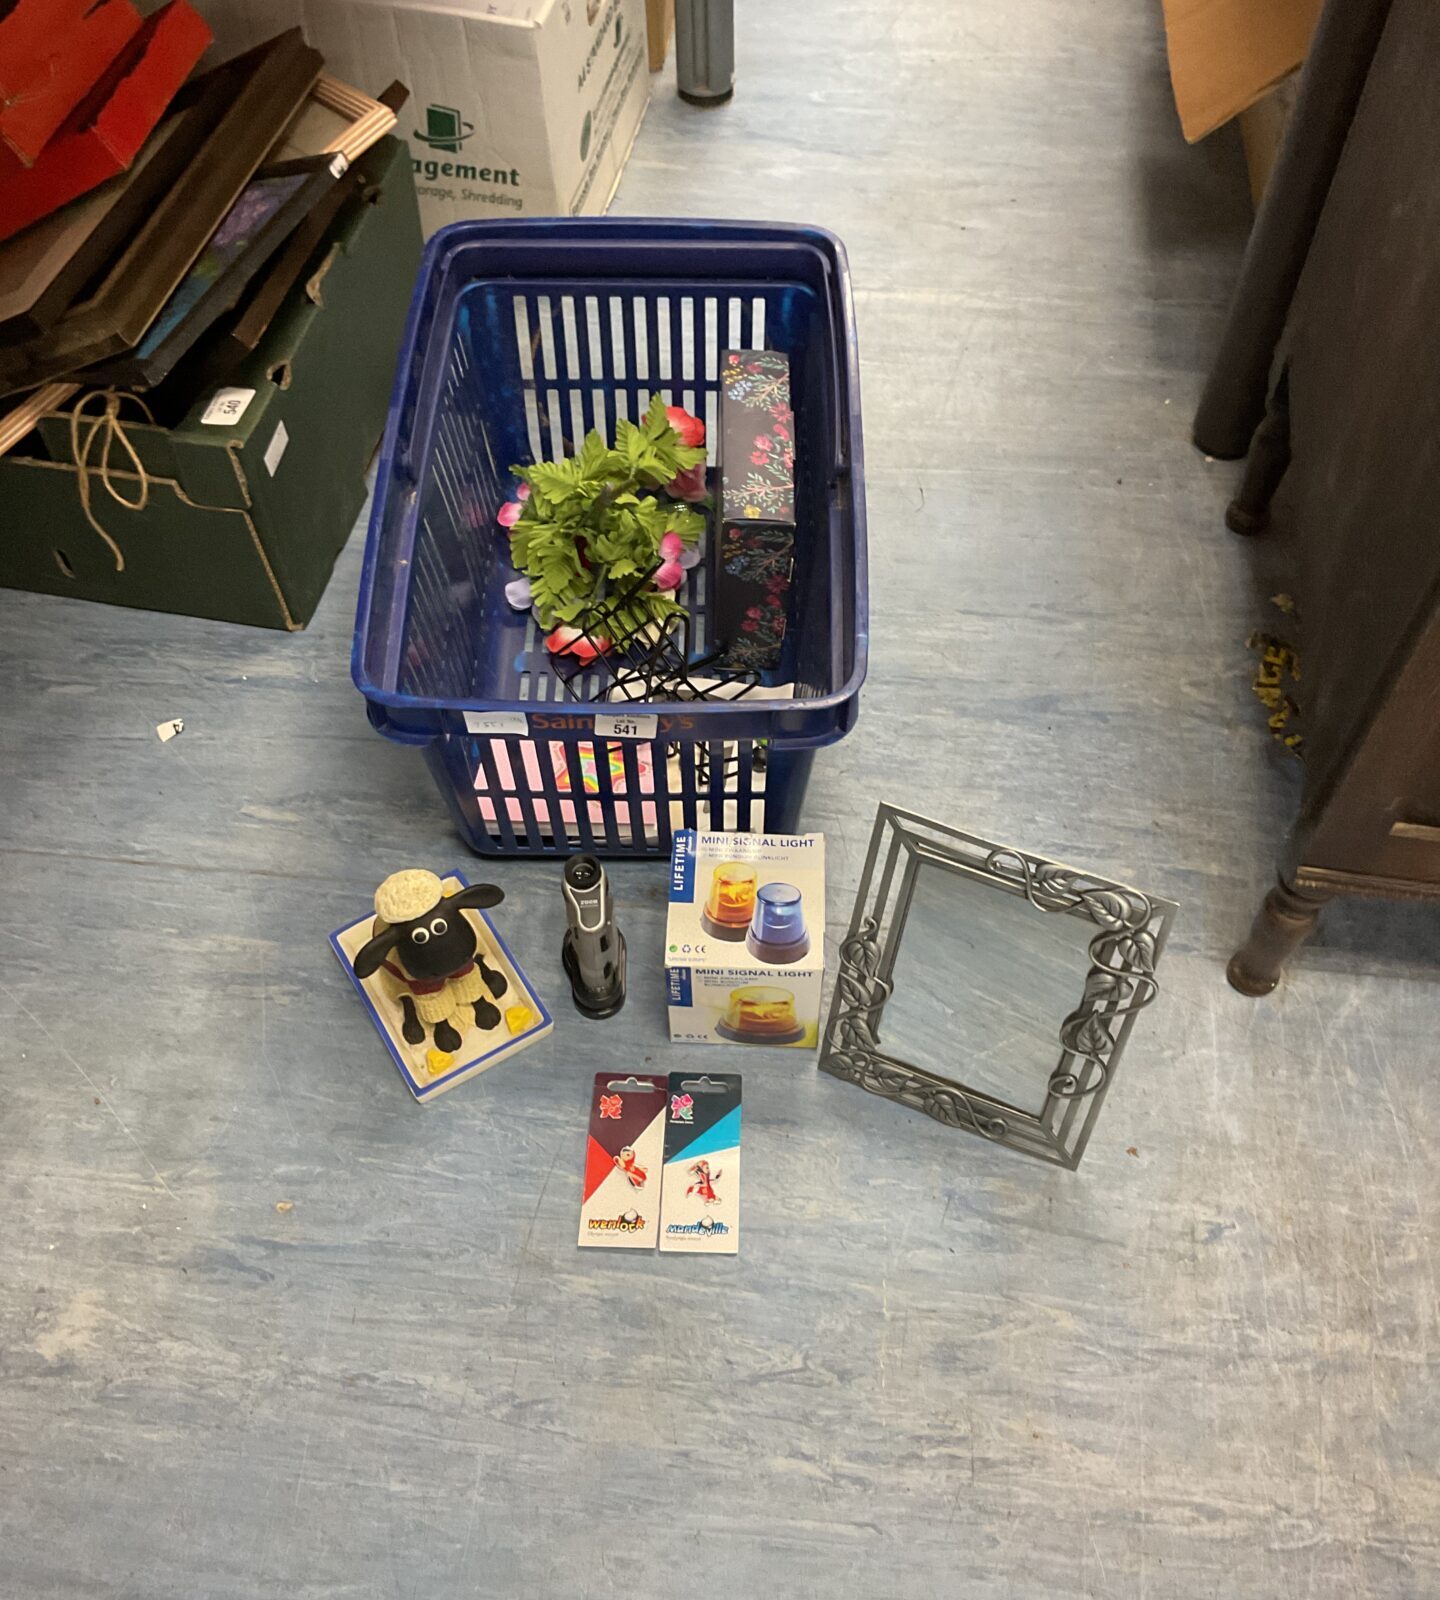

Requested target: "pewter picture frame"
[{"left": 819, "top": 805, "right": 1178, "bottom": 1169}]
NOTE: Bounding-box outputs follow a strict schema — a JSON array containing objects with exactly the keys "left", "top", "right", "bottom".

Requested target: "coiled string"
[{"left": 67, "top": 388, "right": 156, "bottom": 573}]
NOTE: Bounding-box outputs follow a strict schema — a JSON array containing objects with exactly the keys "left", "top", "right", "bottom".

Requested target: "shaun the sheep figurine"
[{"left": 353, "top": 870, "right": 509, "bottom": 1053}]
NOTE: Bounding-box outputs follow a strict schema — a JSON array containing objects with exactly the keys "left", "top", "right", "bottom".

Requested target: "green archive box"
[{"left": 0, "top": 135, "right": 423, "bottom": 630}]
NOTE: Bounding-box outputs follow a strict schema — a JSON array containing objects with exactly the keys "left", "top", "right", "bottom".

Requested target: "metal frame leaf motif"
[
  {"left": 819, "top": 808, "right": 1177, "bottom": 1169},
  {"left": 983, "top": 850, "right": 1161, "bottom": 1102}
]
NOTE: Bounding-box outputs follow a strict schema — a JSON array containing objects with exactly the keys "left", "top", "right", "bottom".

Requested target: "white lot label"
[
  {"left": 463, "top": 711, "right": 529, "bottom": 736},
  {"left": 594, "top": 711, "right": 658, "bottom": 740},
  {"left": 200, "top": 387, "right": 256, "bottom": 426}
]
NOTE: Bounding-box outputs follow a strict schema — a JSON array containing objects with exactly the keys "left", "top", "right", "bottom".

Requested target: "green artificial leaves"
[{"left": 508, "top": 394, "right": 706, "bottom": 637}]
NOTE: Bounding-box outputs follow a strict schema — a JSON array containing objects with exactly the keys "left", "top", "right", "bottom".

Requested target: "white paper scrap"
[{"left": 263, "top": 420, "right": 289, "bottom": 477}]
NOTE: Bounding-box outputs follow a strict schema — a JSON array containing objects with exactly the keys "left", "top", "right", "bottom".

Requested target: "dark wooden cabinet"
[{"left": 1223, "top": 0, "right": 1440, "bottom": 992}]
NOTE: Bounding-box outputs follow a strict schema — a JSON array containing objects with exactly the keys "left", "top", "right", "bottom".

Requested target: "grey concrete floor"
[{"left": 4, "top": 3, "right": 1439, "bottom": 1597}]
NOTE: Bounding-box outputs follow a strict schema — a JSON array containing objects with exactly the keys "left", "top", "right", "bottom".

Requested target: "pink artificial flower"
[
  {"left": 754, "top": 435, "right": 771, "bottom": 452},
  {"left": 659, "top": 531, "right": 684, "bottom": 561},
  {"left": 517, "top": 482, "right": 531, "bottom": 500},
  {"left": 666, "top": 405, "right": 705, "bottom": 448},
  {"left": 497, "top": 500, "right": 523, "bottom": 529},
  {"left": 746, "top": 606, "right": 763, "bottom": 619},
  {"left": 750, "top": 452, "right": 768, "bottom": 466},
  {"left": 653, "top": 561, "right": 684, "bottom": 591},
  {"left": 545, "top": 626, "right": 610, "bottom": 661},
  {"left": 666, "top": 461, "right": 708, "bottom": 502},
  {"left": 741, "top": 620, "right": 758, "bottom": 632}
]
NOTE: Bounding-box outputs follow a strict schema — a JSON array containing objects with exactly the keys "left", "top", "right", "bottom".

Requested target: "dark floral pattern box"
[{"left": 712, "top": 348, "right": 796, "bottom": 671}]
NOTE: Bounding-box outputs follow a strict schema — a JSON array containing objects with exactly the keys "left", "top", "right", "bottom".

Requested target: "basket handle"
[
  {"left": 824, "top": 258, "right": 855, "bottom": 478},
  {"left": 392, "top": 259, "right": 453, "bottom": 484}
]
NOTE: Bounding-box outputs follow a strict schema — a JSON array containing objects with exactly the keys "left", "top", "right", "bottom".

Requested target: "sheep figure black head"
[{"left": 353, "top": 870, "right": 509, "bottom": 1054}]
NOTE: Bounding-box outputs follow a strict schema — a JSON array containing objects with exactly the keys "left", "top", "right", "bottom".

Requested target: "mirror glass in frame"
[{"left": 819, "top": 806, "right": 1177, "bottom": 1168}]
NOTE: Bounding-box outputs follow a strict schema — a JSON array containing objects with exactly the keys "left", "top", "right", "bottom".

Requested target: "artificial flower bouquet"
[{"left": 497, "top": 395, "right": 710, "bottom": 660}]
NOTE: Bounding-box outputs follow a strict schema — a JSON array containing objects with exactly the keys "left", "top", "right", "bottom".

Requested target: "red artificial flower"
[
  {"left": 754, "top": 434, "right": 771, "bottom": 451},
  {"left": 750, "top": 452, "right": 768, "bottom": 465},
  {"left": 741, "top": 620, "right": 758, "bottom": 632},
  {"left": 545, "top": 626, "right": 610, "bottom": 661},
  {"left": 666, "top": 405, "right": 705, "bottom": 448},
  {"left": 746, "top": 606, "right": 763, "bottom": 618},
  {"left": 496, "top": 480, "right": 532, "bottom": 529}
]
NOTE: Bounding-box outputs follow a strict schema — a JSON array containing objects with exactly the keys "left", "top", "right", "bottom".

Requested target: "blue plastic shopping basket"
[{"left": 353, "top": 218, "right": 868, "bottom": 858}]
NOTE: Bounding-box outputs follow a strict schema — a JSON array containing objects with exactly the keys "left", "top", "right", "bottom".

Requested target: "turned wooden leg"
[
  {"left": 1226, "top": 369, "right": 1291, "bottom": 536},
  {"left": 1227, "top": 875, "right": 1333, "bottom": 996}
]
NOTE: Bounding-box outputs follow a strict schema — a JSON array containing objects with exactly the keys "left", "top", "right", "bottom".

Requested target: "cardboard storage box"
[
  {"left": 645, "top": 0, "right": 673, "bottom": 71},
  {"left": 191, "top": 0, "right": 651, "bottom": 236},
  {"left": 1160, "top": 0, "right": 1319, "bottom": 142},
  {"left": 665, "top": 830, "right": 826, "bottom": 1049},
  {"left": 0, "top": 135, "right": 422, "bottom": 630},
  {"left": 1237, "top": 71, "right": 1300, "bottom": 207}
]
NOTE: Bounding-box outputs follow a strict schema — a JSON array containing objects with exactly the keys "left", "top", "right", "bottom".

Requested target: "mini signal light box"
[{"left": 665, "top": 830, "right": 825, "bottom": 1048}]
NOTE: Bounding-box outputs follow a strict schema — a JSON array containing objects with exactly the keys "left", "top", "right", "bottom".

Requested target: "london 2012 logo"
[{"left": 413, "top": 104, "right": 475, "bottom": 153}]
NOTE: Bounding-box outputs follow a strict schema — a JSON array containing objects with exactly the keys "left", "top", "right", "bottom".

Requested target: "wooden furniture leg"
[
  {"left": 1226, "top": 369, "right": 1290, "bottom": 534},
  {"left": 1228, "top": 875, "right": 1335, "bottom": 995}
]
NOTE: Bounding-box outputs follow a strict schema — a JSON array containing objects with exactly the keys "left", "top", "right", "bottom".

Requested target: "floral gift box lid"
[
  {"left": 719, "top": 349, "right": 795, "bottom": 527},
  {"left": 713, "top": 348, "right": 796, "bottom": 672}
]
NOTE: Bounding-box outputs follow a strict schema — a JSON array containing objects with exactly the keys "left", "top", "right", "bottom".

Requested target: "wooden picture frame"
[
  {"left": 85, "top": 153, "right": 343, "bottom": 390},
  {"left": 0, "top": 28, "right": 321, "bottom": 399},
  {"left": 190, "top": 83, "right": 408, "bottom": 384},
  {"left": 0, "top": 108, "right": 202, "bottom": 348},
  {"left": 277, "top": 73, "right": 401, "bottom": 166}
]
